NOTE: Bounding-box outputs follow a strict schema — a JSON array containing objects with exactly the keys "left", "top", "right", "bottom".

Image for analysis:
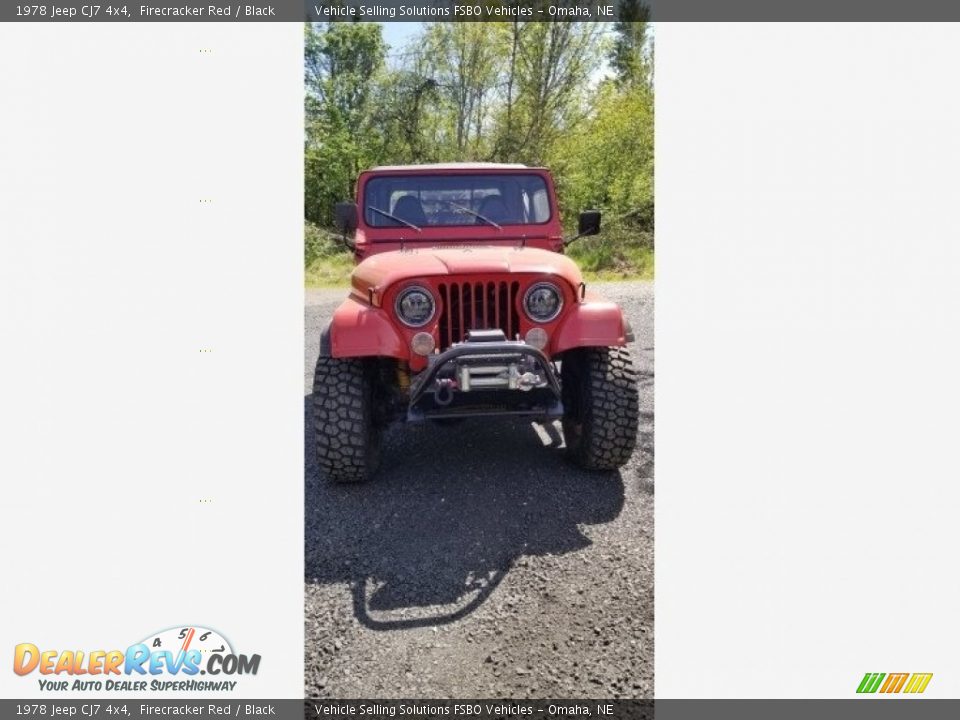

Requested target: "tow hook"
[
  {"left": 508, "top": 364, "right": 543, "bottom": 392},
  {"left": 516, "top": 371, "right": 542, "bottom": 392},
  {"left": 434, "top": 378, "right": 456, "bottom": 406}
]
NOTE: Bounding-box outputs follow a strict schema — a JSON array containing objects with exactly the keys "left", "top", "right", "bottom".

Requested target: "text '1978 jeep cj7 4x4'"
[{"left": 313, "top": 163, "right": 639, "bottom": 482}]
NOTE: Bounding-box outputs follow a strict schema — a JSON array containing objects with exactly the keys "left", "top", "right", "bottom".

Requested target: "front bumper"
[{"left": 407, "top": 330, "right": 563, "bottom": 421}]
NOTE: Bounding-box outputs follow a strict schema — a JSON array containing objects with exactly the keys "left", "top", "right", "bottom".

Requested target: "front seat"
[
  {"left": 476, "top": 195, "right": 513, "bottom": 225},
  {"left": 392, "top": 195, "right": 428, "bottom": 227}
]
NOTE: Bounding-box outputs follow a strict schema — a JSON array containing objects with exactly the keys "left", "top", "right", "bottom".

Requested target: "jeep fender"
[
  {"left": 552, "top": 301, "right": 633, "bottom": 354},
  {"left": 322, "top": 296, "right": 406, "bottom": 359}
]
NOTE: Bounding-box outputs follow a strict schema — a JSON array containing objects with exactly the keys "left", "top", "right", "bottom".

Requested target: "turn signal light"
[{"left": 411, "top": 332, "right": 436, "bottom": 356}]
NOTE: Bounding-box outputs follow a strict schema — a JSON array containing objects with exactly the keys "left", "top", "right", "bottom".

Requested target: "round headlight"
[
  {"left": 523, "top": 282, "right": 563, "bottom": 322},
  {"left": 395, "top": 285, "right": 435, "bottom": 327}
]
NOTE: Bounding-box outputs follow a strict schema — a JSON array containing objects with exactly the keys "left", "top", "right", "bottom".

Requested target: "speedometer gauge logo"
[{"left": 140, "top": 626, "right": 234, "bottom": 660}]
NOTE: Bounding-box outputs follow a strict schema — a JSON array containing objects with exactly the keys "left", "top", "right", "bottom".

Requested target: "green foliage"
[
  {"left": 550, "top": 81, "right": 654, "bottom": 234},
  {"left": 304, "top": 20, "right": 654, "bottom": 281},
  {"left": 304, "top": 220, "right": 347, "bottom": 266},
  {"left": 305, "top": 220, "right": 354, "bottom": 286},
  {"left": 610, "top": 0, "right": 652, "bottom": 89},
  {"left": 306, "top": 249, "right": 356, "bottom": 287},
  {"left": 305, "top": 23, "right": 387, "bottom": 225},
  {"left": 567, "top": 230, "right": 655, "bottom": 280},
  {"left": 419, "top": 22, "right": 510, "bottom": 159},
  {"left": 490, "top": 22, "right": 605, "bottom": 164}
]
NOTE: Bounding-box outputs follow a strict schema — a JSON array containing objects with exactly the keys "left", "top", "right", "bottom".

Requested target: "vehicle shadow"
[{"left": 304, "top": 395, "right": 627, "bottom": 631}]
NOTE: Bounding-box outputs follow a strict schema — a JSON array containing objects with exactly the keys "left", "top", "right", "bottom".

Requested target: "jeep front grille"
[{"left": 437, "top": 281, "right": 521, "bottom": 350}]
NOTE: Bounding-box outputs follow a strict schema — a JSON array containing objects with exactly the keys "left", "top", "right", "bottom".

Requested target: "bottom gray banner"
[{"left": 3, "top": 699, "right": 960, "bottom": 720}]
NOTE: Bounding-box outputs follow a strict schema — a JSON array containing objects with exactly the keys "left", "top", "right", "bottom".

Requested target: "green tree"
[
  {"left": 419, "top": 22, "right": 510, "bottom": 159},
  {"left": 493, "top": 22, "right": 603, "bottom": 163},
  {"left": 367, "top": 68, "right": 440, "bottom": 163},
  {"left": 610, "top": 0, "right": 652, "bottom": 89},
  {"left": 305, "top": 22, "right": 387, "bottom": 225},
  {"left": 551, "top": 82, "right": 653, "bottom": 226},
  {"left": 550, "top": 79, "right": 654, "bottom": 274},
  {"left": 305, "top": 22, "right": 386, "bottom": 129}
]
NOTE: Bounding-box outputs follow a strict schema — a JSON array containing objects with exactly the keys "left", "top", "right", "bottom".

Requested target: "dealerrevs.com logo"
[
  {"left": 857, "top": 673, "right": 933, "bottom": 694},
  {"left": 13, "top": 626, "right": 261, "bottom": 692}
]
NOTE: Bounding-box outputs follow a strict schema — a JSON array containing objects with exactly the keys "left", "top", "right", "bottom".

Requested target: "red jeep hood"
[{"left": 351, "top": 246, "right": 583, "bottom": 298}]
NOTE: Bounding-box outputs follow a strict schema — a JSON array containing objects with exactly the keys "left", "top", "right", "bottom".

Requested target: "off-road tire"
[
  {"left": 313, "top": 356, "right": 381, "bottom": 483},
  {"left": 561, "top": 346, "right": 639, "bottom": 470}
]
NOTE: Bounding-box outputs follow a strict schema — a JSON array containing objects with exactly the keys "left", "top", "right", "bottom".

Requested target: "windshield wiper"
[
  {"left": 369, "top": 206, "right": 422, "bottom": 233},
  {"left": 439, "top": 199, "right": 502, "bottom": 231}
]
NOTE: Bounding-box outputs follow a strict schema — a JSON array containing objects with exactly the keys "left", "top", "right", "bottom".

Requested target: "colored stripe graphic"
[
  {"left": 880, "top": 673, "right": 909, "bottom": 693},
  {"left": 857, "top": 672, "right": 933, "bottom": 694},
  {"left": 857, "top": 673, "right": 885, "bottom": 693},
  {"left": 903, "top": 673, "right": 933, "bottom": 694}
]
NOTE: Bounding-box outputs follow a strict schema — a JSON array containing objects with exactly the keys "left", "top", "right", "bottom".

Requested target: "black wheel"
[
  {"left": 561, "top": 346, "right": 639, "bottom": 470},
  {"left": 313, "top": 356, "right": 381, "bottom": 483}
]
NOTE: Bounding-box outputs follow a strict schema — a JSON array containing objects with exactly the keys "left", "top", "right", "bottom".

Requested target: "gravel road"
[{"left": 304, "top": 280, "right": 654, "bottom": 699}]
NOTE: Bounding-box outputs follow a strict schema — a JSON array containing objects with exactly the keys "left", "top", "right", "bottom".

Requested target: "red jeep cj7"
[{"left": 313, "top": 163, "right": 639, "bottom": 482}]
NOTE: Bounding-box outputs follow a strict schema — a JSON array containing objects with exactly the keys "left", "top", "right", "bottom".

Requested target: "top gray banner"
[{"left": 2, "top": 0, "right": 957, "bottom": 22}]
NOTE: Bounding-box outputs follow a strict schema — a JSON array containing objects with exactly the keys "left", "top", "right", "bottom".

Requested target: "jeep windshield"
[{"left": 363, "top": 174, "right": 551, "bottom": 230}]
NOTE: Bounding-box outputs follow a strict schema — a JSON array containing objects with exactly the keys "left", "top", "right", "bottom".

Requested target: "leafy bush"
[
  {"left": 567, "top": 225, "right": 654, "bottom": 279},
  {"left": 550, "top": 82, "right": 654, "bottom": 237},
  {"left": 305, "top": 221, "right": 349, "bottom": 267}
]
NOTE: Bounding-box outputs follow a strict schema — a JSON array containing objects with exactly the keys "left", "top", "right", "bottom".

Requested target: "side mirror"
[
  {"left": 578, "top": 210, "right": 601, "bottom": 237},
  {"left": 565, "top": 210, "right": 601, "bottom": 247},
  {"left": 334, "top": 201, "right": 358, "bottom": 233}
]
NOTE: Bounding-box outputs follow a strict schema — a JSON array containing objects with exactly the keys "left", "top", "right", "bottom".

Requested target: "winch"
[
  {"left": 430, "top": 329, "right": 549, "bottom": 395},
  {"left": 406, "top": 329, "right": 563, "bottom": 420},
  {"left": 455, "top": 359, "right": 545, "bottom": 392}
]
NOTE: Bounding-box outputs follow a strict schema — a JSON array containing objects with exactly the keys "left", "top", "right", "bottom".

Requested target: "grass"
[
  {"left": 305, "top": 253, "right": 355, "bottom": 287},
  {"left": 567, "top": 242, "right": 655, "bottom": 282}
]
